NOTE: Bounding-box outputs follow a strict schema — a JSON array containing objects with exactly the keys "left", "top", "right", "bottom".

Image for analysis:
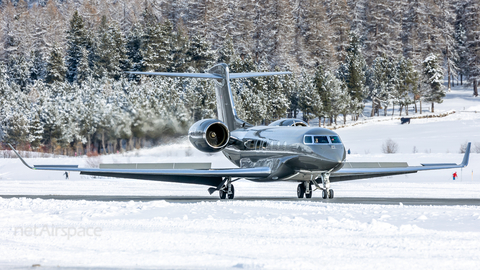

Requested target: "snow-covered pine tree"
[
  {"left": 187, "top": 35, "right": 215, "bottom": 72},
  {"left": 437, "top": 0, "right": 458, "bottom": 91},
  {"left": 264, "top": 67, "right": 289, "bottom": 122},
  {"left": 453, "top": 1, "right": 468, "bottom": 86},
  {"left": 7, "top": 54, "right": 31, "bottom": 90},
  {"left": 30, "top": 49, "right": 47, "bottom": 82},
  {"left": 463, "top": 0, "right": 480, "bottom": 97},
  {"left": 45, "top": 44, "right": 66, "bottom": 84},
  {"left": 140, "top": 13, "right": 174, "bottom": 72},
  {"left": 96, "top": 16, "right": 128, "bottom": 80},
  {"left": 338, "top": 33, "right": 366, "bottom": 120},
  {"left": 170, "top": 22, "right": 190, "bottom": 72},
  {"left": 326, "top": 0, "right": 352, "bottom": 64},
  {"left": 298, "top": 70, "right": 321, "bottom": 124},
  {"left": 363, "top": 0, "right": 403, "bottom": 65},
  {"left": 76, "top": 47, "right": 91, "bottom": 85},
  {"left": 395, "top": 56, "right": 418, "bottom": 116},
  {"left": 126, "top": 22, "right": 145, "bottom": 74},
  {"left": 65, "top": 11, "right": 88, "bottom": 83},
  {"left": 423, "top": 53, "right": 445, "bottom": 112},
  {"left": 217, "top": 34, "right": 236, "bottom": 65}
]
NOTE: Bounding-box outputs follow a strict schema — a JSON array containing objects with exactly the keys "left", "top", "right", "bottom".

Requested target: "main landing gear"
[
  {"left": 219, "top": 177, "right": 235, "bottom": 200},
  {"left": 297, "top": 173, "right": 334, "bottom": 199}
]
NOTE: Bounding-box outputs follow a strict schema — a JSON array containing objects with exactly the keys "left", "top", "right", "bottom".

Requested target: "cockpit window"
[
  {"left": 304, "top": 135, "right": 342, "bottom": 145},
  {"left": 314, "top": 136, "right": 329, "bottom": 144},
  {"left": 329, "top": 136, "right": 342, "bottom": 144}
]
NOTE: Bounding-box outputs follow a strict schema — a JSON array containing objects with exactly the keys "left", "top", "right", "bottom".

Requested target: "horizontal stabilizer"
[
  {"left": 125, "top": 71, "right": 222, "bottom": 79},
  {"left": 229, "top": 72, "right": 292, "bottom": 79},
  {"left": 125, "top": 71, "right": 292, "bottom": 80}
]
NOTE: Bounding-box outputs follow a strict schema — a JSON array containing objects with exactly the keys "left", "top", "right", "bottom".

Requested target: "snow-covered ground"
[{"left": 1, "top": 86, "right": 480, "bottom": 269}]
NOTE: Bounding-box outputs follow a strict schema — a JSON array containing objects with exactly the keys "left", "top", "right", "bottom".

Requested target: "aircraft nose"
[{"left": 330, "top": 146, "right": 346, "bottom": 163}]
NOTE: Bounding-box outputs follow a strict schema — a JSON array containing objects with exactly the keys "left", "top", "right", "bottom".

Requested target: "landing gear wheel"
[
  {"left": 297, "top": 184, "right": 305, "bottom": 198},
  {"left": 322, "top": 189, "right": 328, "bottom": 199},
  {"left": 219, "top": 189, "right": 226, "bottom": 199},
  {"left": 328, "top": 189, "right": 334, "bottom": 199},
  {"left": 305, "top": 182, "right": 313, "bottom": 198},
  {"left": 227, "top": 185, "right": 235, "bottom": 199}
]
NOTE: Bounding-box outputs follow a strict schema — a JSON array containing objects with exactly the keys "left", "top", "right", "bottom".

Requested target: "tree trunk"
[
  {"left": 431, "top": 102, "right": 434, "bottom": 113},
  {"left": 406, "top": 104, "right": 409, "bottom": 116},
  {"left": 101, "top": 131, "right": 106, "bottom": 155},
  {"left": 452, "top": 75, "right": 454, "bottom": 87},
  {"left": 371, "top": 99, "right": 375, "bottom": 117},
  {"left": 87, "top": 136, "right": 91, "bottom": 153},
  {"left": 447, "top": 48, "right": 451, "bottom": 91},
  {"left": 384, "top": 105, "right": 388, "bottom": 116},
  {"left": 419, "top": 100, "right": 422, "bottom": 114},
  {"left": 343, "top": 114, "right": 347, "bottom": 124},
  {"left": 474, "top": 79, "right": 479, "bottom": 97},
  {"left": 461, "top": 74, "right": 463, "bottom": 85},
  {"left": 392, "top": 104, "right": 395, "bottom": 116}
]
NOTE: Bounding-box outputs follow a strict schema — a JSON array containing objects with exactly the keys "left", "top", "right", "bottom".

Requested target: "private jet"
[{"left": 10, "top": 63, "right": 471, "bottom": 199}]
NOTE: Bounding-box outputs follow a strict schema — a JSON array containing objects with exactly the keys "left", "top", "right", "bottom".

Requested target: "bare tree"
[{"left": 382, "top": 139, "right": 398, "bottom": 153}]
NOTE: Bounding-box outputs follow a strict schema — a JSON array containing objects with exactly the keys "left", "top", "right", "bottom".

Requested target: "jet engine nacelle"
[{"left": 188, "top": 119, "right": 230, "bottom": 153}]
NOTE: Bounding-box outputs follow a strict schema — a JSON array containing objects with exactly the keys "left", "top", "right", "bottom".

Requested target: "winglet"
[
  {"left": 460, "top": 142, "right": 471, "bottom": 167},
  {"left": 7, "top": 143, "right": 34, "bottom": 170}
]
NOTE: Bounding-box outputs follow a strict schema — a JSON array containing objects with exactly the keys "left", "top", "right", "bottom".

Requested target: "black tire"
[
  {"left": 227, "top": 185, "right": 235, "bottom": 199},
  {"left": 322, "top": 189, "right": 328, "bottom": 199},
  {"left": 219, "top": 189, "right": 226, "bottom": 199},
  {"left": 305, "top": 183, "right": 313, "bottom": 198},
  {"left": 329, "top": 189, "right": 334, "bottom": 199},
  {"left": 297, "top": 183, "right": 305, "bottom": 198}
]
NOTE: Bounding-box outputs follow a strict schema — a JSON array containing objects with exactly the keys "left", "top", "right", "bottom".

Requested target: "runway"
[{"left": 1, "top": 195, "right": 480, "bottom": 205}]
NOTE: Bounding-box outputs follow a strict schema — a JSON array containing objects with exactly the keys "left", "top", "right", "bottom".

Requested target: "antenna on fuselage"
[{"left": 126, "top": 63, "right": 291, "bottom": 131}]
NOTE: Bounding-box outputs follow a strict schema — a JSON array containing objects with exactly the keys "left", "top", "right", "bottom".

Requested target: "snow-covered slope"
[{"left": 0, "top": 86, "right": 479, "bottom": 269}]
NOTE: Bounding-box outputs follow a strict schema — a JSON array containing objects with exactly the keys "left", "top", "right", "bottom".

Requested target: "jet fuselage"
[{"left": 222, "top": 126, "right": 346, "bottom": 181}]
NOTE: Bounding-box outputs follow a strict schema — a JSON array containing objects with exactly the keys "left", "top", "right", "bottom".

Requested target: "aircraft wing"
[
  {"left": 331, "top": 143, "right": 471, "bottom": 182},
  {"left": 8, "top": 145, "right": 270, "bottom": 187}
]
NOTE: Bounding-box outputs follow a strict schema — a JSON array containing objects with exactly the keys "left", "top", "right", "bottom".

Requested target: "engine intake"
[{"left": 188, "top": 119, "right": 230, "bottom": 153}]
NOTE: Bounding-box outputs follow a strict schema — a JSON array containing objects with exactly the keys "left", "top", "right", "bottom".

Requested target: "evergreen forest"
[{"left": 0, "top": 0, "right": 478, "bottom": 155}]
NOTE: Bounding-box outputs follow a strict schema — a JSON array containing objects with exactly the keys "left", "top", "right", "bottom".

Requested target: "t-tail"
[{"left": 126, "top": 63, "right": 291, "bottom": 131}]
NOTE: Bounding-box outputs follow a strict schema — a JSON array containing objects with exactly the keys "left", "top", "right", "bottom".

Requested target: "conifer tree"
[
  {"left": 96, "top": 16, "right": 128, "bottom": 80},
  {"left": 187, "top": 35, "right": 215, "bottom": 72},
  {"left": 339, "top": 33, "right": 366, "bottom": 120},
  {"left": 423, "top": 53, "right": 445, "bottom": 112},
  {"left": 65, "top": 11, "right": 88, "bottom": 83},
  {"left": 30, "top": 49, "right": 47, "bottom": 82},
  {"left": 45, "top": 44, "right": 66, "bottom": 84}
]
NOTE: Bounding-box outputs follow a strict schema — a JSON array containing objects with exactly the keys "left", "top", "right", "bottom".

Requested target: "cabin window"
[
  {"left": 245, "top": 140, "right": 255, "bottom": 149},
  {"left": 262, "top": 141, "right": 268, "bottom": 150},
  {"left": 304, "top": 136, "right": 313, "bottom": 144},
  {"left": 329, "top": 136, "right": 342, "bottom": 144}
]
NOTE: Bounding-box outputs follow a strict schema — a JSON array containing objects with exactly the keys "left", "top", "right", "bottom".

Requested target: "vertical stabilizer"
[{"left": 207, "top": 64, "right": 246, "bottom": 131}]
